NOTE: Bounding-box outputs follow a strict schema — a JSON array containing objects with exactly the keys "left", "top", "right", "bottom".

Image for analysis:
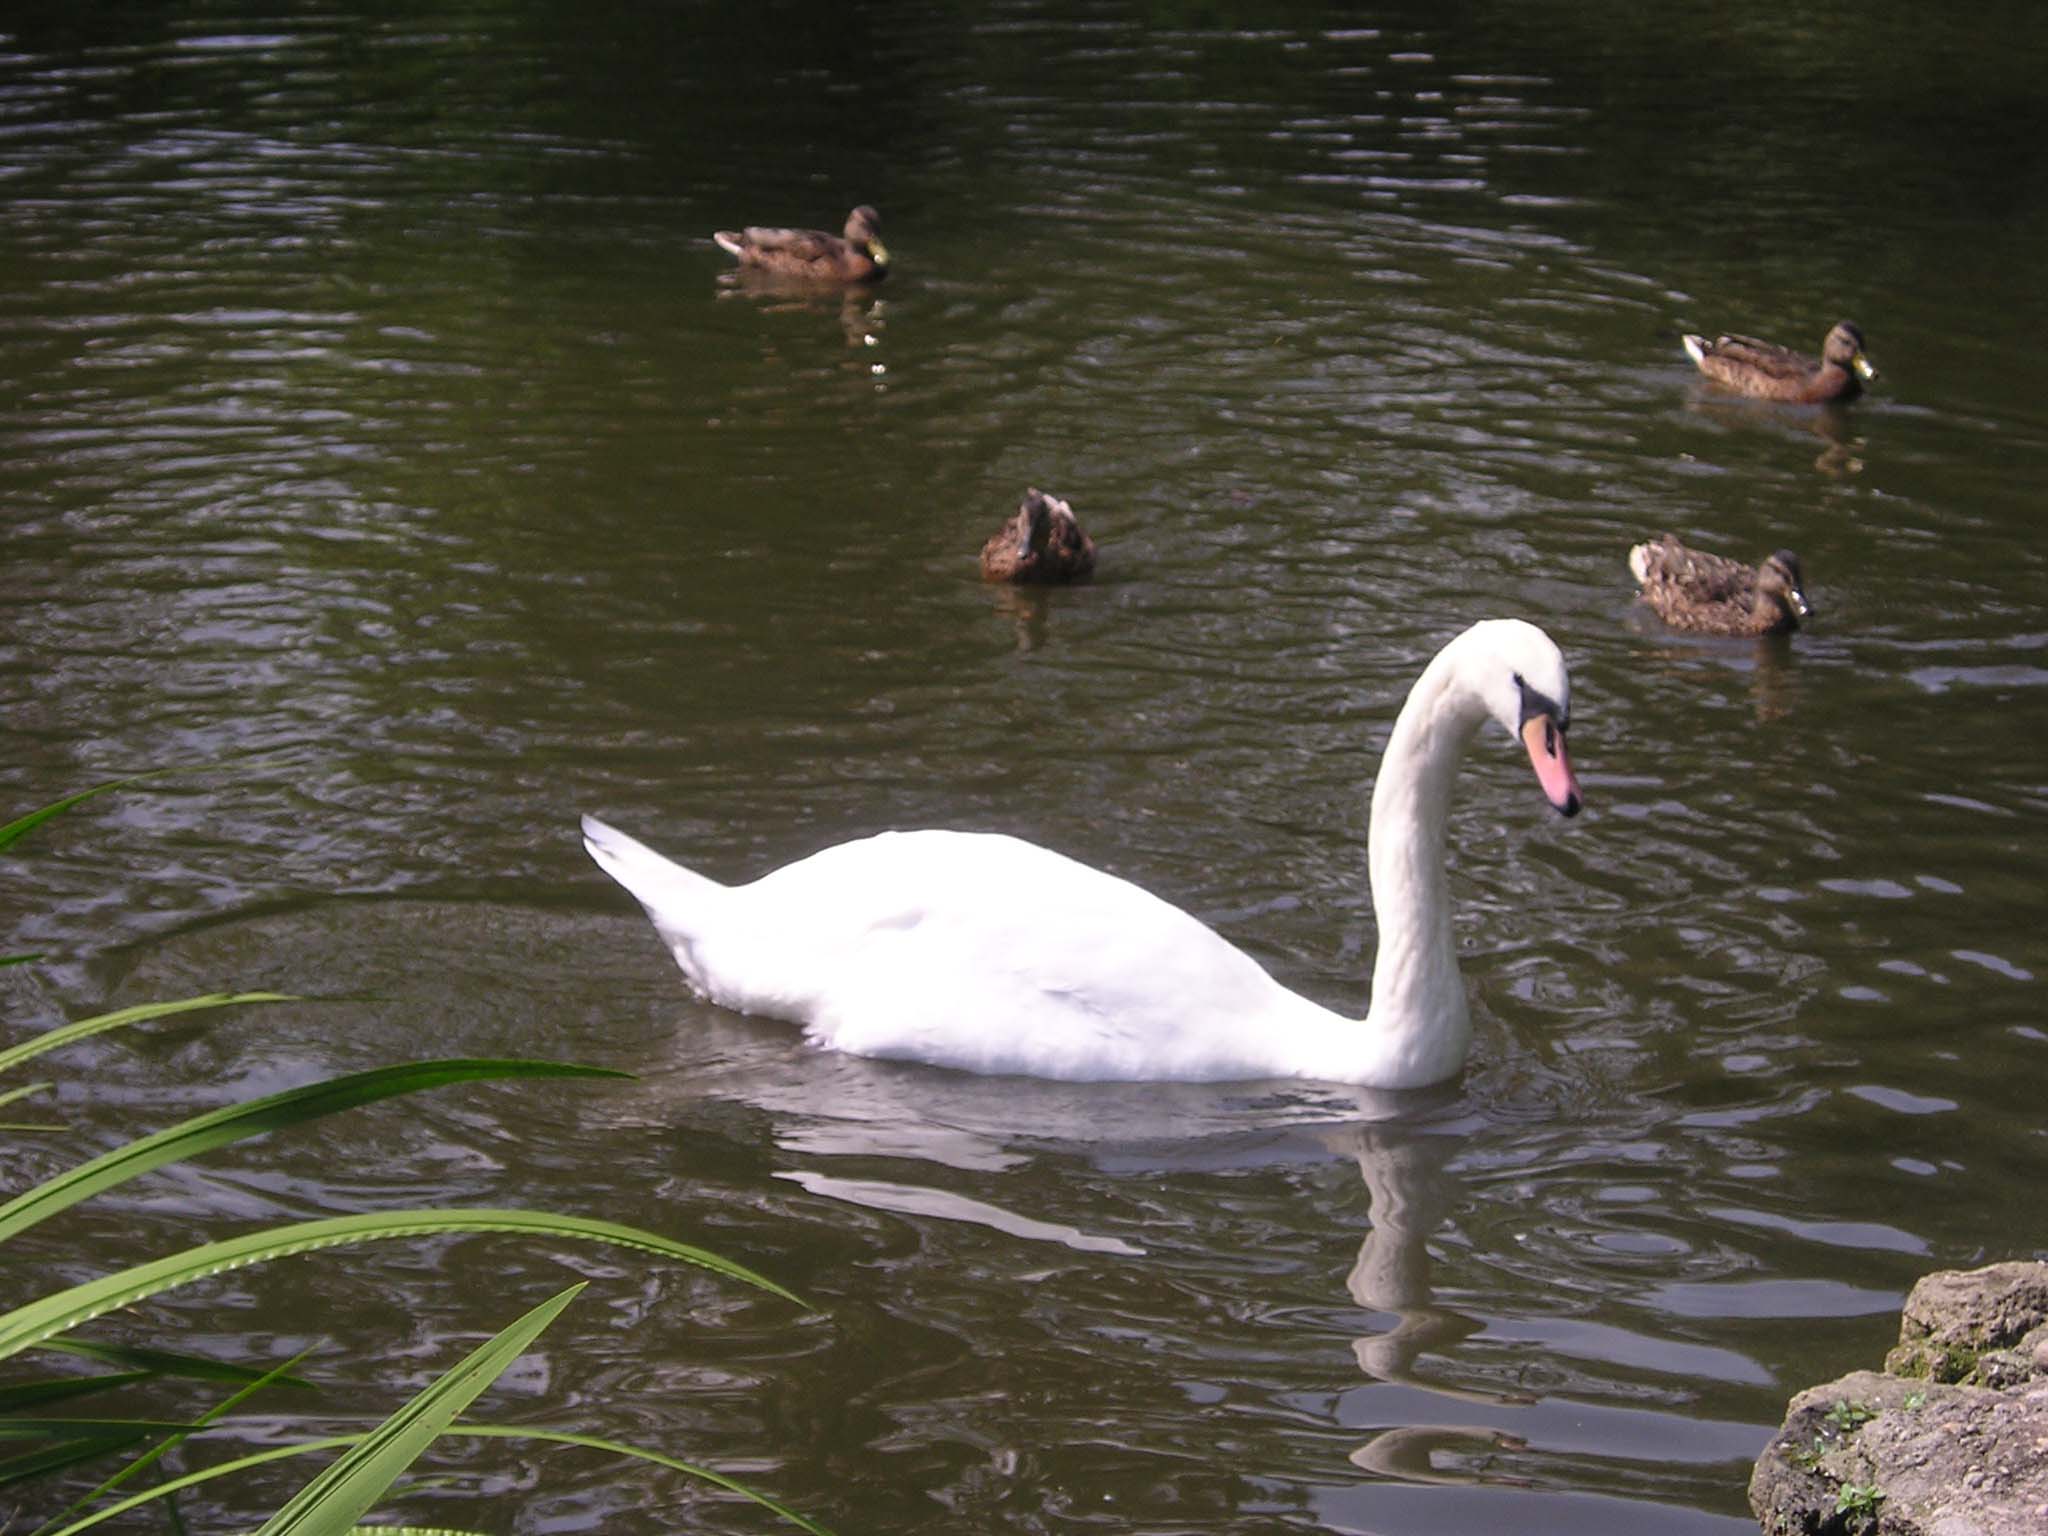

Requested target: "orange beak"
[{"left": 1521, "top": 714, "right": 1581, "bottom": 818}]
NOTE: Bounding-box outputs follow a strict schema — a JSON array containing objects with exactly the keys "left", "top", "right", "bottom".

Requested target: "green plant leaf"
[
  {"left": 0, "top": 779, "right": 155, "bottom": 856},
  {"left": 0, "top": 1082, "right": 53, "bottom": 1109},
  {"left": 36, "top": 1339, "right": 316, "bottom": 1390},
  {"left": 460, "top": 1425, "right": 835, "bottom": 1535},
  {"left": 0, "top": 1373, "right": 155, "bottom": 1412},
  {"left": 0, "top": 994, "right": 294, "bottom": 1078},
  {"left": 0, "top": 1207, "right": 804, "bottom": 1363},
  {"left": 37, "top": 1348, "right": 320, "bottom": 1536},
  {"left": 257, "top": 1284, "right": 584, "bottom": 1536},
  {"left": 37, "top": 1425, "right": 834, "bottom": 1536},
  {"left": 0, "top": 1059, "right": 633, "bottom": 1243},
  {"left": 2, "top": 952, "right": 45, "bottom": 967},
  {"left": 34, "top": 1434, "right": 343, "bottom": 1533},
  {"left": 0, "top": 1418, "right": 196, "bottom": 1439},
  {"left": 0, "top": 1432, "right": 156, "bottom": 1487}
]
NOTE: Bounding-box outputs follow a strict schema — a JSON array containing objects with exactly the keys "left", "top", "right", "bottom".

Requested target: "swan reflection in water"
[
  {"left": 620, "top": 1017, "right": 1536, "bottom": 1488},
  {"left": 1323, "top": 1118, "right": 1535, "bottom": 1487}
]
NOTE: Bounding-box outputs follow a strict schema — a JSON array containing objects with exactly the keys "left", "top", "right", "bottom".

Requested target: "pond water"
[{"left": 4, "top": 1, "right": 2047, "bottom": 1532}]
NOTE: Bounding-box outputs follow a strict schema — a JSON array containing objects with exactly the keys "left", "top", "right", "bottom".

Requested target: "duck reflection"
[
  {"left": 1623, "top": 618, "right": 1804, "bottom": 724},
  {"left": 986, "top": 581, "right": 1054, "bottom": 652},
  {"left": 1682, "top": 393, "right": 1865, "bottom": 478},
  {"left": 715, "top": 272, "right": 887, "bottom": 353}
]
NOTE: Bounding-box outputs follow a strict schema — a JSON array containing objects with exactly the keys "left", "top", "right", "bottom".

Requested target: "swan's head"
[{"left": 1455, "top": 619, "right": 1581, "bottom": 818}]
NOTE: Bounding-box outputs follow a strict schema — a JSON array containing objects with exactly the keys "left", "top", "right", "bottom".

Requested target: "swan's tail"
[{"left": 581, "top": 814, "right": 727, "bottom": 933}]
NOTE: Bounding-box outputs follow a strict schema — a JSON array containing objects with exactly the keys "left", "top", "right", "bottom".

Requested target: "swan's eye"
[{"left": 1515, "top": 674, "right": 1564, "bottom": 735}]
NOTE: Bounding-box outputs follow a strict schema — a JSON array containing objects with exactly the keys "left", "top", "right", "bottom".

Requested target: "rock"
[
  {"left": 1750, "top": 1262, "right": 2048, "bottom": 1535},
  {"left": 1884, "top": 1261, "right": 2048, "bottom": 1384}
]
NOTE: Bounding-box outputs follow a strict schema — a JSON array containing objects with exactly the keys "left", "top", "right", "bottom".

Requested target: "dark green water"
[{"left": 4, "top": 2, "right": 2046, "bottom": 1532}]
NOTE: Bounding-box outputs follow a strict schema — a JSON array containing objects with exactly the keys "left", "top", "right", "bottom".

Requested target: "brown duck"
[
  {"left": 1628, "top": 535, "right": 1813, "bottom": 635},
  {"left": 1681, "top": 321, "right": 1875, "bottom": 403},
  {"left": 980, "top": 489, "right": 1097, "bottom": 585},
  {"left": 712, "top": 205, "right": 889, "bottom": 283}
]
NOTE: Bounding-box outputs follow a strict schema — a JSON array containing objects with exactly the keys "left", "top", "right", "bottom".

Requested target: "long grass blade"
[
  {"left": 36, "top": 1339, "right": 316, "bottom": 1390},
  {"left": 0, "top": 1060, "right": 632, "bottom": 1243},
  {"left": 0, "top": 994, "right": 294, "bottom": 1078},
  {"left": 0, "top": 1418, "right": 194, "bottom": 1439},
  {"left": 0, "top": 1374, "right": 154, "bottom": 1412},
  {"left": 36, "top": 1425, "right": 833, "bottom": 1536},
  {"left": 36, "top": 1433, "right": 343, "bottom": 1534},
  {"left": 0, "top": 1207, "right": 803, "bottom": 1362},
  {"left": 33, "top": 1348, "right": 320, "bottom": 1536},
  {"left": 460, "top": 1425, "right": 835, "bottom": 1534},
  {"left": 0, "top": 1432, "right": 156, "bottom": 1487},
  {"left": 0, "top": 1082, "right": 53, "bottom": 1110},
  {"left": 255, "top": 1286, "right": 584, "bottom": 1536},
  {"left": 0, "top": 779, "right": 156, "bottom": 855},
  {"left": 39, "top": 1434, "right": 352, "bottom": 1534}
]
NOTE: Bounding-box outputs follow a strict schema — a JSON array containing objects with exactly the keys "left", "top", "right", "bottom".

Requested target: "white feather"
[{"left": 584, "top": 619, "right": 1576, "bottom": 1088}]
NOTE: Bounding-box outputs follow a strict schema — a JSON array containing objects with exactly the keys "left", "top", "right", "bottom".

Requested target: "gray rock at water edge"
[
  {"left": 1749, "top": 1261, "right": 2048, "bottom": 1536},
  {"left": 1885, "top": 1262, "right": 2048, "bottom": 1389}
]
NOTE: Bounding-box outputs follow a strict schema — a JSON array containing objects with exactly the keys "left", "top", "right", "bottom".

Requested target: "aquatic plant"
[{"left": 1, "top": 783, "right": 828, "bottom": 1535}]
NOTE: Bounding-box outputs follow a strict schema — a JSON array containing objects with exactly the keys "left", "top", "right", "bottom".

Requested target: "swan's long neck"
[{"left": 1361, "top": 653, "right": 1484, "bottom": 1082}]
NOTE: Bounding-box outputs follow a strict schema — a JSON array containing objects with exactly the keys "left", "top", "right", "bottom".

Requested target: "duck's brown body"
[
  {"left": 980, "top": 489, "right": 1097, "bottom": 584},
  {"left": 1681, "top": 321, "right": 1874, "bottom": 403},
  {"left": 1628, "top": 535, "right": 1813, "bottom": 636},
  {"left": 712, "top": 205, "right": 889, "bottom": 284}
]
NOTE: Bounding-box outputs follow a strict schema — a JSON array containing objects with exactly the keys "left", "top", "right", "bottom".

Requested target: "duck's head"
[
  {"left": 1761, "top": 550, "right": 1814, "bottom": 622},
  {"left": 1452, "top": 620, "right": 1581, "bottom": 818},
  {"left": 1824, "top": 321, "right": 1876, "bottom": 382},
  {"left": 845, "top": 205, "right": 889, "bottom": 267}
]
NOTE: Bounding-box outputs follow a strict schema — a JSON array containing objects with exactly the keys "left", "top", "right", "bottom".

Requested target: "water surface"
[{"left": 4, "top": 2, "right": 2046, "bottom": 1533}]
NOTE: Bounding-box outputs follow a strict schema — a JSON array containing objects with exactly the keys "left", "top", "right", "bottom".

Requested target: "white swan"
[{"left": 583, "top": 618, "right": 1581, "bottom": 1088}]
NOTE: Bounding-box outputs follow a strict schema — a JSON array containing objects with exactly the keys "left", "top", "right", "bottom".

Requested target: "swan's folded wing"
[{"left": 767, "top": 832, "right": 1307, "bottom": 1081}]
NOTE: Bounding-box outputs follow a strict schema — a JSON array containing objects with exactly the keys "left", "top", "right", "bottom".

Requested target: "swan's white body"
[{"left": 584, "top": 619, "right": 1580, "bottom": 1088}]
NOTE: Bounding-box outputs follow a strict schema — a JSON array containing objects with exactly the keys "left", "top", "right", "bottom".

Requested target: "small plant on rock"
[
  {"left": 1823, "top": 1399, "right": 1876, "bottom": 1433},
  {"left": 1835, "top": 1480, "right": 1884, "bottom": 1527}
]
